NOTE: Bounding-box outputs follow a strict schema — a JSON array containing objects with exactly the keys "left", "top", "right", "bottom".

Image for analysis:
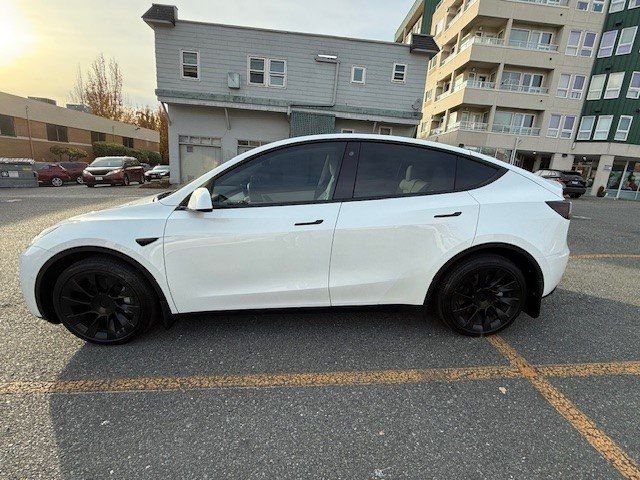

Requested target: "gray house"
[{"left": 143, "top": 4, "right": 438, "bottom": 184}]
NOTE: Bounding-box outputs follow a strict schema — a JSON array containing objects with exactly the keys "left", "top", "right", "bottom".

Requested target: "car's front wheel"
[
  {"left": 436, "top": 254, "right": 526, "bottom": 336},
  {"left": 52, "top": 256, "right": 157, "bottom": 344},
  {"left": 75, "top": 175, "right": 84, "bottom": 184},
  {"left": 51, "top": 177, "right": 64, "bottom": 187}
]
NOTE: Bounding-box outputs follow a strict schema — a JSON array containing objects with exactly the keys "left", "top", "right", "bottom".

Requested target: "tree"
[
  {"left": 67, "top": 148, "right": 88, "bottom": 161},
  {"left": 50, "top": 145, "right": 69, "bottom": 161},
  {"left": 157, "top": 105, "right": 169, "bottom": 163},
  {"left": 70, "top": 54, "right": 126, "bottom": 121}
]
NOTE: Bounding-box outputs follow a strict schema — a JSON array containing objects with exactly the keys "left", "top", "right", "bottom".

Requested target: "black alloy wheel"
[
  {"left": 437, "top": 255, "right": 526, "bottom": 336},
  {"left": 53, "top": 256, "right": 156, "bottom": 344},
  {"left": 123, "top": 174, "right": 130, "bottom": 186}
]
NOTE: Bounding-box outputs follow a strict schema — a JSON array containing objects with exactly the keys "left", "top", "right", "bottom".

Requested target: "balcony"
[
  {"left": 465, "top": 80, "right": 496, "bottom": 90},
  {"left": 460, "top": 35, "right": 504, "bottom": 52},
  {"left": 491, "top": 124, "right": 541, "bottom": 136},
  {"left": 506, "top": 0, "right": 568, "bottom": 5},
  {"left": 430, "top": 120, "right": 489, "bottom": 136},
  {"left": 506, "top": 40, "right": 558, "bottom": 52},
  {"left": 498, "top": 83, "right": 549, "bottom": 94}
]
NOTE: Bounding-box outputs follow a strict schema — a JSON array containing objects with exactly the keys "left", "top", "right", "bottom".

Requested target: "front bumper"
[
  {"left": 83, "top": 174, "right": 124, "bottom": 186},
  {"left": 19, "top": 245, "right": 50, "bottom": 318}
]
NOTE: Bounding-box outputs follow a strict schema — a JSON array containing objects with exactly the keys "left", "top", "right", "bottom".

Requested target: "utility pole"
[{"left": 25, "top": 106, "right": 35, "bottom": 160}]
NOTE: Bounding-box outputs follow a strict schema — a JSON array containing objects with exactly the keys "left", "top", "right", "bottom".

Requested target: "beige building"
[
  {"left": 0, "top": 91, "right": 160, "bottom": 163},
  {"left": 397, "top": 0, "right": 606, "bottom": 172}
]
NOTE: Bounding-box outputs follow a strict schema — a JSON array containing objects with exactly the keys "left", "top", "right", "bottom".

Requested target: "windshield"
[
  {"left": 91, "top": 157, "right": 124, "bottom": 167},
  {"left": 152, "top": 165, "right": 170, "bottom": 171}
]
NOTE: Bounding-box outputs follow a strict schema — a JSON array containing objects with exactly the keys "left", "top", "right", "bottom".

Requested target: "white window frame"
[
  {"left": 180, "top": 50, "right": 200, "bottom": 80},
  {"left": 593, "top": 115, "right": 613, "bottom": 140},
  {"left": 351, "top": 65, "right": 366, "bottom": 84},
  {"left": 392, "top": 63, "right": 407, "bottom": 84},
  {"left": 547, "top": 114, "right": 562, "bottom": 137},
  {"left": 561, "top": 115, "right": 576, "bottom": 139},
  {"left": 580, "top": 32, "right": 597, "bottom": 57},
  {"left": 604, "top": 72, "right": 625, "bottom": 99},
  {"left": 268, "top": 59, "right": 287, "bottom": 88},
  {"left": 566, "top": 30, "right": 582, "bottom": 55},
  {"left": 627, "top": 71, "right": 640, "bottom": 98},
  {"left": 614, "top": 115, "right": 633, "bottom": 141},
  {"left": 557, "top": 74, "right": 571, "bottom": 97},
  {"left": 587, "top": 74, "right": 607, "bottom": 100},
  {"left": 247, "top": 56, "right": 287, "bottom": 88},
  {"left": 570, "top": 75, "right": 586, "bottom": 99},
  {"left": 379, "top": 126, "right": 393, "bottom": 135},
  {"left": 577, "top": 0, "right": 590, "bottom": 10},
  {"left": 592, "top": 0, "right": 605, "bottom": 10},
  {"left": 615, "top": 26, "right": 637, "bottom": 55},
  {"left": 577, "top": 116, "right": 595, "bottom": 140},
  {"left": 341, "top": 129, "right": 355, "bottom": 134},
  {"left": 609, "top": 0, "right": 626, "bottom": 11},
  {"left": 630, "top": 0, "right": 640, "bottom": 8},
  {"left": 598, "top": 30, "right": 618, "bottom": 57}
]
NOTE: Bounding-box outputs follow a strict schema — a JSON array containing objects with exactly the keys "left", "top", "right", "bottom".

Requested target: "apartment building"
[
  {"left": 572, "top": 0, "right": 640, "bottom": 198},
  {"left": 143, "top": 4, "right": 438, "bottom": 184},
  {"left": 0, "top": 91, "right": 160, "bottom": 163},
  {"left": 397, "top": 0, "right": 605, "bottom": 172}
]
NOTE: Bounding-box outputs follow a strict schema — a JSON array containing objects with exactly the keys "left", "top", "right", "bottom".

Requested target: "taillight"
[{"left": 546, "top": 200, "right": 571, "bottom": 219}]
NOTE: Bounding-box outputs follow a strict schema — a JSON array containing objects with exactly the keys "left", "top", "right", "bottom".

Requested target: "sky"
[{"left": 0, "top": 0, "right": 415, "bottom": 108}]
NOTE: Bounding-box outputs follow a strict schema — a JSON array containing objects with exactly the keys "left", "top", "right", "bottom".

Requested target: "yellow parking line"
[
  {"left": 487, "top": 336, "right": 640, "bottom": 480},
  {"left": 0, "top": 365, "right": 521, "bottom": 396},
  {"left": 538, "top": 362, "right": 640, "bottom": 378},
  {"left": 571, "top": 254, "right": 640, "bottom": 260}
]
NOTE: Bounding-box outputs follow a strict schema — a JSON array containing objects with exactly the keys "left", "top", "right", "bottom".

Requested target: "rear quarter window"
[{"left": 455, "top": 157, "right": 500, "bottom": 190}]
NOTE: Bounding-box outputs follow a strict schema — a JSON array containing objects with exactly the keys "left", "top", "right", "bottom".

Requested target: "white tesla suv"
[{"left": 20, "top": 134, "right": 570, "bottom": 344}]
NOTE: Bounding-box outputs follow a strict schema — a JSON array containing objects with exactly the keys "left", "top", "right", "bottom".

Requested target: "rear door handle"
[
  {"left": 434, "top": 211, "right": 462, "bottom": 218},
  {"left": 295, "top": 219, "right": 324, "bottom": 226}
]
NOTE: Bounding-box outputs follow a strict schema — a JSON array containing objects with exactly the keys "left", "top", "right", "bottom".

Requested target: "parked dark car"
[
  {"left": 145, "top": 164, "right": 170, "bottom": 181},
  {"left": 535, "top": 169, "right": 587, "bottom": 198},
  {"left": 59, "top": 161, "right": 89, "bottom": 184},
  {"left": 141, "top": 163, "right": 152, "bottom": 172},
  {"left": 34, "top": 162, "right": 71, "bottom": 187},
  {"left": 83, "top": 156, "right": 145, "bottom": 187}
]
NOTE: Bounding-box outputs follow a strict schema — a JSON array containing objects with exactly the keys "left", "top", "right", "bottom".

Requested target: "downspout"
[
  {"left": 287, "top": 55, "right": 340, "bottom": 116},
  {"left": 25, "top": 106, "right": 35, "bottom": 160}
]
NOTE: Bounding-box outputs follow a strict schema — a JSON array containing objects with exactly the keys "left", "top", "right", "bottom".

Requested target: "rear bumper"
[
  {"left": 563, "top": 186, "right": 587, "bottom": 195},
  {"left": 542, "top": 248, "right": 570, "bottom": 296}
]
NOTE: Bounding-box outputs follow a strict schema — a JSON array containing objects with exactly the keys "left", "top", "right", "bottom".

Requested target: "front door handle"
[
  {"left": 295, "top": 219, "right": 324, "bottom": 226},
  {"left": 434, "top": 211, "right": 462, "bottom": 218}
]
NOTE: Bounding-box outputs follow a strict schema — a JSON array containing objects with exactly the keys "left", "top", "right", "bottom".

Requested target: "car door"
[
  {"left": 329, "top": 141, "right": 488, "bottom": 307},
  {"left": 163, "top": 141, "right": 348, "bottom": 313},
  {"left": 127, "top": 159, "right": 143, "bottom": 181}
]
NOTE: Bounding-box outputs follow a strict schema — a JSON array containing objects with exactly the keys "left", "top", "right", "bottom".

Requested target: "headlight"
[
  {"left": 106, "top": 168, "right": 124, "bottom": 176},
  {"left": 30, "top": 225, "right": 60, "bottom": 246}
]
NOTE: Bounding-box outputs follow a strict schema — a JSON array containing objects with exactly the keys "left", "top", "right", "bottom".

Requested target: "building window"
[
  {"left": 341, "top": 129, "right": 355, "bottom": 134},
  {"left": 392, "top": 63, "right": 407, "bottom": 83},
  {"left": 547, "top": 114, "right": 562, "bottom": 137},
  {"left": 577, "top": 0, "right": 589, "bottom": 9},
  {"left": 91, "top": 131, "right": 106, "bottom": 143},
  {"left": 425, "top": 89, "right": 432, "bottom": 102},
  {"left": 181, "top": 50, "right": 199, "bottom": 79},
  {"left": 592, "top": 0, "right": 605, "bottom": 10},
  {"left": 609, "top": 0, "right": 626, "bottom": 11},
  {"left": 593, "top": 115, "right": 613, "bottom": 140},
  {"left": 615, "top": 26, "right": 637, "bottom": 55},
  {"left": 614, "top": 116, "right": 633, "bottom": 141},
  {"left": 587, "top": 74, "right": 607, "bottom": 100},
  {"left": 630, "top": 0, "right": 640, "bottom": 8},
  {"left": 561, "top": 116, "right": 576, "bottom": 139},
  {"left": 557, "top": 74, "right": 583, "bottom": 98},
  {"left": 570, "top": 75, "right": 586, "bottom": 98},
  {"left": 627, "top": 72, "right": 640, "bottom": 98},
  {"left": 580, "top": 32, "right": 597, "bottom": 56},
  {"left": 566, "top": 30, "right": 582, "bottom": 55},
  {"left": 577, "top": 116, "right": 595, "bottom": 140},
  {"left": 557, "top": 74, "right": 571, "bottom": 97},
  {"left": 122, "top": 137, "right": 134, "bottom": 148},
  {"left": 351, "top": 66, "right": 366, "bottom": 84},
  {"left": 268, "top": 59, "right": 286, "bottom": 87},
  {"left": 237, "top": 139, "right": 266, "bottom": 154},
  {"left": 379, "top": 126, "right": 393, "bottom": 135},
  {"left": 248, "top": 57, "right": 286, "bottom": 88},
  {"left": 46, "top": 124, "right": 68, "bottom": 142},
  {"left": 0, "top": 114, "right": 16, "bottom": 137},
  {"left": 598, "top": 30, "right": 618, "bottom": 57},
  {"left": 604, "top": 72, "right": 625, "bottom": 99}
]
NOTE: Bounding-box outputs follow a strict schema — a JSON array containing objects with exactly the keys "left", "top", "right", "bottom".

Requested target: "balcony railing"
[
  {"left": 435, "top": 90, "right": 453, "bottom": 101},
  {"left": 430, "top": 126, "right": 444, "bottom": 136},
  {"left": 465, "top": 80, "right": 496, "bottom": 90},
  {"left": 491, "top": 124, "right": 541, "bottom": 136},
  {"left": 460, "top": 35, "right": 504, "bottom": 52},
  {"left": 507, "top": 40, "right": 559, "bottom": 51},
  {"left": 498, "top": 84, "right": 549, "bottom": 94},
  {"left": 507, "top": 0, "right": 568, "bottom": 5},
  {"left": 430, "top": 121, "right": 489, "bottom": 136},
  {"left": 440, "top": 53, "right": 457, "bottom": 66}
]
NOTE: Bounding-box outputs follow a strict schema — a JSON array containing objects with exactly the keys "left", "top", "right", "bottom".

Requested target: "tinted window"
[
  {"left": 0, "top": 114, "right": 16, "bottom": 136},
  {"left": 455, "top": 158, "right": 499, "bottom": 190},
  {"left": 91, "top": 131, "right": 106, "bottom": 143},
  {"left": 209, "top": 142, "right": 346, "bottom": 207},
  {"left": 354, "top": 143, "right": 456, "bottom": 198},
  {"left": 123, "top": 137, "right": 134, "bottom": 148},
  {"left": 46, "top": 124, "right": 68, "bottom": 142},
  {"left": 91, "top": 158, "right": 124, "bottom": 167}
]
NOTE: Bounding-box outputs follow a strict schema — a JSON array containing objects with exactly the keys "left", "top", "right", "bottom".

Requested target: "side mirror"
[{"left": 187, "top": 187, "right": 213, "bottom": 212}]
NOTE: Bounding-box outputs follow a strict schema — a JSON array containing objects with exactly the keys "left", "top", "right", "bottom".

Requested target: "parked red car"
[
  {"left": 59, "top": 161, "right": 89, "bottom": 184},
  {"left": 34, "top": 162, "right": 72, "bottom": 187},
  {"left": 83, "top": 156, "right": 146, "bottom": 187}
]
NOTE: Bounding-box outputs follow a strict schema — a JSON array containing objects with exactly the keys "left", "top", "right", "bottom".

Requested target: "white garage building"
[{"left": 143, "top": 4, "right": 438, "bottom": 184}]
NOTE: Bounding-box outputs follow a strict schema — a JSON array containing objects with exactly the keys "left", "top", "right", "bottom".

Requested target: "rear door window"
[
  {"left": 353, "top": 142, "right": 457, "bottom": 198},
  {"left": 455, "top": 157, "right": 500, "bottom": 190}
]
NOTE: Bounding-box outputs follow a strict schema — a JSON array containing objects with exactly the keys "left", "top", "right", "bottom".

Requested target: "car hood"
[{"left": 64, "top": 194, "right": 165, "bottom": 223}]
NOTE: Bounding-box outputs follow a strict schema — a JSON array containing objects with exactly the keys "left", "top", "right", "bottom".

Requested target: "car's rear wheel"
[
  {"left": 569, "top": 193, "right": 581, "bottom": 198},
  {"left": 75, "top": 175, "right": 84, "bottom": 184},
  {"left": 123, "top": 174, "right": 130, "bottom": 186},
  {"left": 51, "top": 177, "right": 63, "bottom": 187},
  {"left": 52, "top": 256, "right": 157, "bottom": 344},
  {"left": 436, "top": 254, "right": 526, "bottom": 336}
]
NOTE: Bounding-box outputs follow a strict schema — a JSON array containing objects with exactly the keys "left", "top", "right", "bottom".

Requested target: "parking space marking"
[
  {"left": 538, "top": 362, "right": 640, "bottom": 378},
  {"left": 487, "top": 336, "right": 640, "bottom": 480},
  {"left": 571, "top": 254, "right": 640, "bottom": 260}
]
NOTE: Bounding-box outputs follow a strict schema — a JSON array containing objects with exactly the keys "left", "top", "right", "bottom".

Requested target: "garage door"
[{"left": 178, "top": 136, "right": 222, "bottom": 183}]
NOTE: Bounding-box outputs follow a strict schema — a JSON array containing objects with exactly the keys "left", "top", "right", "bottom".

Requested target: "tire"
[
  {"left": 569, "top": 193, "right": 581, "bottom": 198},
  {"left": 123, "top": 174, "right": 130, "bottom": 186},
  {"left": 52, "top": 256, "right": 158, "bottom": 345},
  {"left": 87, "top": 184, "right": 95, "bottom": 188},
  {"left": 140, "top": 174, "right": 145, "bottom": 184},
  {"left": 436, "top": 254, "right": 526, "bottom": 336},
  {"left": 76, "top": 175, "right": 84, "bottom": 184},
  {"left": 51, "top": 177, "right": 64, "bottom": 187}
]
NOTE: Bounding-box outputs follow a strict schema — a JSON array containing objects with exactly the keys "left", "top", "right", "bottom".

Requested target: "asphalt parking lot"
[{"left": 1, "top": 185, "right": 639, "bottom": 479}]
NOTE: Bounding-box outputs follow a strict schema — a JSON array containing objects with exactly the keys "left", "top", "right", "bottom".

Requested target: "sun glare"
[{"left": 0, "top": 3, "right": 36, "bottom": 67}]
